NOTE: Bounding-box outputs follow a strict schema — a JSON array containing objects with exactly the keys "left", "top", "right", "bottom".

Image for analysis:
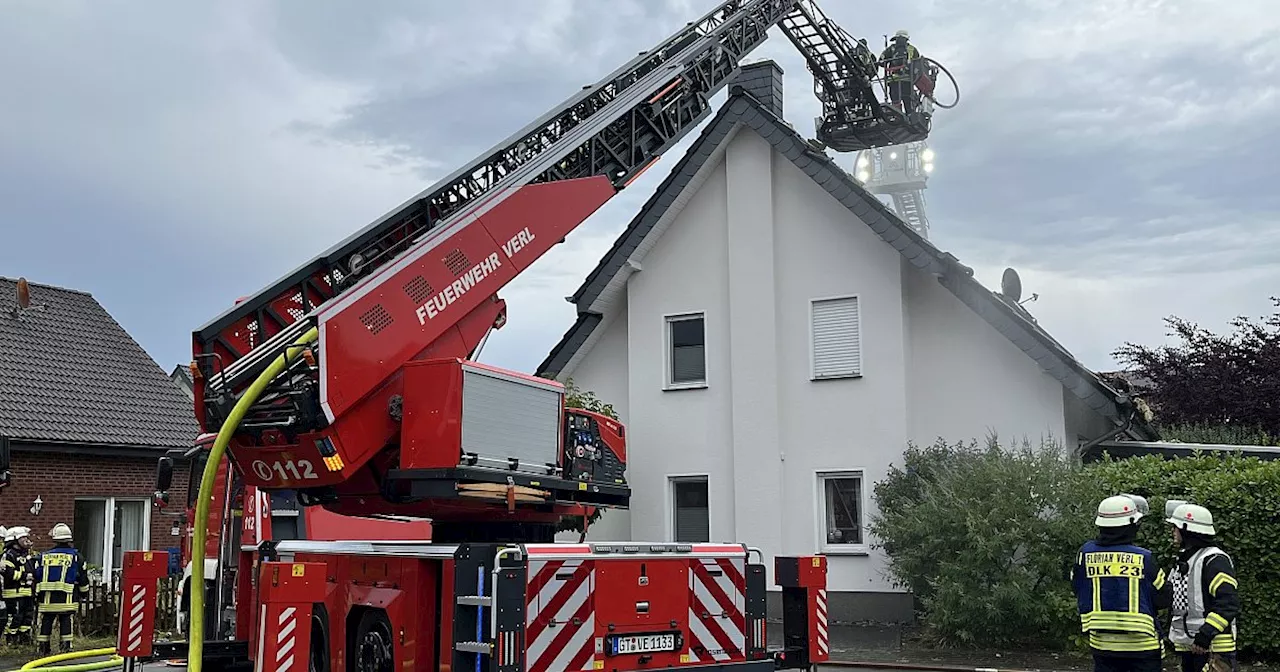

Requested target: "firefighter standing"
[
  {"left": 1070, "top": 495, "right": 1170, "bottom": 672},
  {"left": 880, "top": 29, "right": 922, "bottom": 113},
  {"left": 1, "top": 527, "right": 36, "bottom": 645},
  {"left": 35, "top": 524, "right": 88, "bottom": 654},
  {"left": 1165, "top": 503, "right": 1239, "bottom": 672}
]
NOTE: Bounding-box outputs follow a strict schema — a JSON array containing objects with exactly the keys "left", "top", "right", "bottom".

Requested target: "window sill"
[
  {"left": 663, "top": 381, "right": 708, "bottom": 392},
  {"left": 811, "top": 373, "right": 863, "bottom": 382},
  {"left": 821, "top": 545, "right": 870, "bottom": 556}
]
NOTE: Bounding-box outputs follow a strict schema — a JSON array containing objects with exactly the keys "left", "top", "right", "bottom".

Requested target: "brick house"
[{"left": 0, "top": 277, "right": 199, "bottom": 580}]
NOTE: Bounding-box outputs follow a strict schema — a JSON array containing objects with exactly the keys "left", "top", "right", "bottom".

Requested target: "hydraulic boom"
[{"left": 188, "top": 0, "right": 950, "bottom": 533}]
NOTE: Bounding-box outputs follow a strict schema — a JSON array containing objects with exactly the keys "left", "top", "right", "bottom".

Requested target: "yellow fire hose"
[
  {"left": 14, "top": 648, "right": 121, "bottom": 672},
  {"left": 187, "top": 327, "right": 319, "bottom": 672}
]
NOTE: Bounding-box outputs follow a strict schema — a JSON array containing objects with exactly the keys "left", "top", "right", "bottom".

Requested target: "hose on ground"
[
  {"left": 187, "top": 327, "right": 319, "bottom": 672},
  {"left": 15, "top": 647, "right": 121, "bottom": 672}
]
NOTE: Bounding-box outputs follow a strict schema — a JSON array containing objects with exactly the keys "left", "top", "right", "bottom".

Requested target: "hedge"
[{"left": 870, "top": 437, "right": 1280, "bottom": 657}]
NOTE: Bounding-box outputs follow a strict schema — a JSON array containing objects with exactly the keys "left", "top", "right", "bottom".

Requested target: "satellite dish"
[
  {"left": 1000, "top": 268, "right": 1022, "bottom": 303},
  {"left": 15, "top": 278, "right": 30, "bottom": 310}
]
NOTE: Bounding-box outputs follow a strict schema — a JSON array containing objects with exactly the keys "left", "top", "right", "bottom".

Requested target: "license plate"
[{"left": 608, "top": 632, "right": 679, "bottom": 656}]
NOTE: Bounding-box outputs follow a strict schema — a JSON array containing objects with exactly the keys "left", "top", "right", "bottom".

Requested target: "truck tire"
[
  {"left": 350, "top": 610, "right": 393, "bottom": 672},
  {"left": 310, "top": 605, "right": 330, "bottom": 672}
]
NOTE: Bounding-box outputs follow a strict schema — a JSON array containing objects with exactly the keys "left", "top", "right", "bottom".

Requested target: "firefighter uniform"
[
  {"left": 1166, "top": 504, "right": 1240, "bottom": 672},
  {"left": 1, "top": 527, "right": 36, "bottom": 644},
  {"left": 880, "top": 30, "right": 922, "bottom": 113},
  {"left": 1071, "top": 496, "right": 1170, "bottom": 672},
  {"left": 35, "top": 524, "right": 88, "bottom": 654}
]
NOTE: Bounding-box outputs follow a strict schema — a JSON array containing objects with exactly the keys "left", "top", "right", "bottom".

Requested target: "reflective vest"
[
  {"left": 1072, "top": 541, "right": 1165, "bottom": 652},
  {"left": 35, "top": 547, "right": 83, "bottom": 613},
  {"left": 0, "top": 547, "right": 34, "bottom": 599},
  {"left": 1168, "top": 546, "right": 1236, "bottom": 653}
]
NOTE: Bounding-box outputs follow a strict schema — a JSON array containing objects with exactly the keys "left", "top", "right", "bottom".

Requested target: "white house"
[{"left": 536, "top": 60, "right": 1156, "bottom": 622}]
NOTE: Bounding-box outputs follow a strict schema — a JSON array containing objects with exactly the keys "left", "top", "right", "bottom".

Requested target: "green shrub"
[
  {"left": 872, "top": 439, "right": 1280, "bottom": 657},
  {"left": 869, "top": 436, "right": 1087, "bottom": 649}
]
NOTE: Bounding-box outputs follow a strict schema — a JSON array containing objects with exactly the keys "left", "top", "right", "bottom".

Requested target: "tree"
[
  {"left": 1112, "top": 297, "right": 1280, "bottom": 436},
  {"left": 554, "top": 378, "right": 618, "bottom": 539}
]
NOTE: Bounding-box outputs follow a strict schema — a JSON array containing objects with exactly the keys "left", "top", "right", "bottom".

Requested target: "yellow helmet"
[{"left": 50, "top": 523, "right": 72, "bottom": 542}]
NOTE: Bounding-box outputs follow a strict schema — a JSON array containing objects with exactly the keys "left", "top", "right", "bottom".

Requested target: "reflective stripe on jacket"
[
  {"left": 1, "top": 546, "right": 34, "bottom": 599},
  {"left": 1169, "top": 546, "right": 1238, "bottom": 653},
  {"left": 1070, "top": 540, "right": 1165, "bottom": 653},
  {"left": 35, "top": 546, "right": 87, "bottom": 614}
]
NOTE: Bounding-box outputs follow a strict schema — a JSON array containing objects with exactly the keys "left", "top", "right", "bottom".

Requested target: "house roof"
[
  {"left": 0, "top": 277, "right": 200, "bottom": 450},
  {"left": 536, "top": 77, "right": 1157, "bottom": 442}
]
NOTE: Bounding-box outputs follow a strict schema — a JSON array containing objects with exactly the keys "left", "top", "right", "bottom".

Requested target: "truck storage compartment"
[{"left": 401, "top": 358, "right": 564, "bottom": 474}]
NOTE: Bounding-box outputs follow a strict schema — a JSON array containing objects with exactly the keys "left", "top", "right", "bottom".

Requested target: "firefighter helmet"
[
  {"left": 50, "top": 523, "right": 72, "bottom": 541},
  {"left": 1095, "top": 494, "right": 1144, "bottom": 527},
  {"left": 1167, "top": 503, "right": 1216, "bottom": 536},
  {"left": 894, "top": 29, "right": 910, "bottom": 40}
]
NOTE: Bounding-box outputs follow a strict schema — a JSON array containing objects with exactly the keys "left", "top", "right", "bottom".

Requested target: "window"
[
  {"left": 72, "top": 497, "right": 151, "bottom": 582},
  {"left": 817, "top": 471, "right": 865, "bottom": 552},
  {"left": 811, "top": 296, "right": 862, "bottom": 380},
  {"left": 670, "top": 476, "right": 710, "bottom": 542},
  {"left": 665, "top": 313, "right": 706, "bottom": 388}
]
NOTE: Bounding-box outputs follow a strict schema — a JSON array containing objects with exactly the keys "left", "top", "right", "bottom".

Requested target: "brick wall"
[{"left": 0, "top": 450, "right": 191, "bottom": 553}]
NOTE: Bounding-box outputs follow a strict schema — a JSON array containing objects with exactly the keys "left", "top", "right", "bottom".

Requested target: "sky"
[{"left": 2, "top": 0, "right": 1278, "bottom": 380}]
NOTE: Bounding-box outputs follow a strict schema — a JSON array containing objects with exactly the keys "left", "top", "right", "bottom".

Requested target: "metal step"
[
  {"left": 456, "top": 642, "right": 491, "bottom": 655},
  {"left": 456, "top": 595, "right": 493, "bottom": 607}
]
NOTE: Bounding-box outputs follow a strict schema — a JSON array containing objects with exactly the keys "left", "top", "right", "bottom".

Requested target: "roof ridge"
[
  {"left": 537, "top": 89, "right": 1155, "bottom": 442},
  {"left": 0, "top": 276, "right": 93, "bottom": 297}
]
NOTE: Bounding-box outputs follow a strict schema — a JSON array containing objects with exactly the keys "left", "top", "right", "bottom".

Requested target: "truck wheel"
[
  {"left": 309, "top": 605, "right": 330, "bottom": 672},
  {"left": 351, "top": 610, "right": 393, "bottom": 672}
]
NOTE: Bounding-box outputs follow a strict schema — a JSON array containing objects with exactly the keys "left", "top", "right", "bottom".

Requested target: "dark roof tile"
[{"left": 0, "top": 277, "right": 200, "bottom": 449}]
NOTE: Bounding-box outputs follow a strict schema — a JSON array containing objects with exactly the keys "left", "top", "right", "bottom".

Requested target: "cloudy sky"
[{"left": 2, "top": 0, "right": 1278, "bottom": 379}]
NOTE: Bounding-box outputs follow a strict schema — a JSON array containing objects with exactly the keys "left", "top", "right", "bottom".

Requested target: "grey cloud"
[{"left": 2, "top": 0, "right": 1279, "bottom": 376}]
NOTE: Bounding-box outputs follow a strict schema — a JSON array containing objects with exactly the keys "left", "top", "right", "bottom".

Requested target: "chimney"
[{"left": 734, "top": 60, "right": 784, "bottom": 117}]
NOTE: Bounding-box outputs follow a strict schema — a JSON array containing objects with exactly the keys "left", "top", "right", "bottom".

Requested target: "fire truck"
[{"left": 116, "top": 1, "right": 953, "bottom": 671}]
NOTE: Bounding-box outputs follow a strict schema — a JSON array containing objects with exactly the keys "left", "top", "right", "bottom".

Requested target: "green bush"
[
  {"left": 871, "top": 438, "right": 1280, "bottom": 657},
  {"left": 870, "top": 436, "right": 1088, "bottom": 649}
]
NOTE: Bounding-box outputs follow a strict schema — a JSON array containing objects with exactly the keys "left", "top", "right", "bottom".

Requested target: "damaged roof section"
[{"left": 538, "top": 62, "right": 1155, "bottom": 442}]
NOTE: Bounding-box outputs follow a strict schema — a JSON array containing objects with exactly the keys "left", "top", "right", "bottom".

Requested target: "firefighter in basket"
[
  {"left": 1164, "top": 502, "right": 1240, "bottom": 672},
  {"left": 1070, "top": 495, "right": 1171, "bottom": 672},
  {"left": 34, "top": 523, "right": 88, "bottom": 654},
  {"left": 1, "top": 526, "right": 36, "bottom": 645},
  {"left": 880, "top": 29, "right": 923, "bottom": 113}
]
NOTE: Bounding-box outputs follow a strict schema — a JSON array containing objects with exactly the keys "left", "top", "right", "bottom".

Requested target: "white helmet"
[
  {"left": 50, "top": 523, "right": 72, "bottom": 542},
  {"left": 0, "top": 527, "right": 7, "bottom": 541},
  {"left": 894, "top": 29, "right": 910, "bottom": 40},
  {"left": 1168, "top": 503, "right": 1216, "bottom": 536},
  {"left": 11, "top": 526, "right": 30, "bottom": 540},
  {"left": 1096, "top": 495, "right": 1144, "bottom": 527}
]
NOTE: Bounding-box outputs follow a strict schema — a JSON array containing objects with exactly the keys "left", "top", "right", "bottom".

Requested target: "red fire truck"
[{"left": 117, "top": 1, "right": 948, "bottom": 670}]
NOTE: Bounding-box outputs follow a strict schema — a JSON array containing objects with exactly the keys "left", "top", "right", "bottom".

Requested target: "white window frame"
[
  {"left": 809, "top": 294, "right": 863, "bottom": 381},
  {"left": 664, "top": 311, "right": 708, "bottom": 390},
  {"left": 74, "top": 495, "right": 153, "bottom": 578},
  {"left": 667, "top": 474, "right": 711, "bottom": 543},
  {"left": 814, "top": 469, "right": 868, "bottom": 555}
]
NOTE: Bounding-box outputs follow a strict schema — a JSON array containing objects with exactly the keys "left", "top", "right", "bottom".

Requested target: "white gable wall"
[
  {"left": 557, "top": 123, "right": 1115, "bottom": 616},
  {"left": 902, "top": 266, "right": 1069, "bottom": 449}
]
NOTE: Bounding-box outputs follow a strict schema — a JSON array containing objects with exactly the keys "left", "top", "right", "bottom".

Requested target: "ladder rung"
[
  {"left": 456, "top": 642, "right": 491, "bottom": 654},
  {"left": 457, "top": 595, "right": 493, "bottom": 607}
]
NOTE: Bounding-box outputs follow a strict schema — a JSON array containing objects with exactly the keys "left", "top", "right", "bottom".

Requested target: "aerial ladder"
[{"left": 115, "top": 2, "right": 960, "bottom": 671}]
